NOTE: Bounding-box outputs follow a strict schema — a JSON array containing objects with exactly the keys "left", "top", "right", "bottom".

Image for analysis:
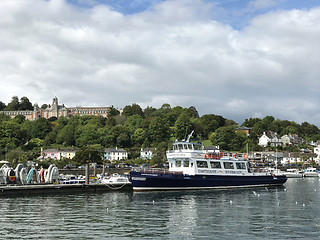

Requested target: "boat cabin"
[{"left": 167, "top": 141, "right": 250, "bottom": 176}]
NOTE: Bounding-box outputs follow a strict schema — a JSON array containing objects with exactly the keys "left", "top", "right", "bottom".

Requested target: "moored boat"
[
  {"left": 304, "top": 167, "right": 319, "bottom": 177},
  {"left": 284, "top": 169, "right": 304, "bottom": 178},
  {"left": 129, "top": 132, "right": 287, "bottom": 192}
]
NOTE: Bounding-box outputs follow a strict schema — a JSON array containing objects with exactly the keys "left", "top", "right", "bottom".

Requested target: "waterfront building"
[
  {"left": 0, "top": 97, "right": 110, "bottom": 120},
  {"left": 104, "top": 148, "right": 128, "bottom": 161},
  {"left": 40, "top": 148, "right": 78, "bottom": 160}
]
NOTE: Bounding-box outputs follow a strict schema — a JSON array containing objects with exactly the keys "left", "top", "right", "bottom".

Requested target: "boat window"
[
  {"left": 196, "top": 161, "right": 208, "bottom": 168},
  {"left": 236, "top": 162, "right": 246, "bottom": 170},
  {"left": 170, "top": 163, "right": 173, "bottom": 168},
  {"left": 223, "top": 162, "right": 234, "bottom": 169},
  {"left": 183, "top": 160, "right": 189, "bottom": 167},
  {"left": 176, "top": 160, "right": 181, "bottom": 167},
  {"left": 210, "top": 161, "right": 221, "bottom": 169}
]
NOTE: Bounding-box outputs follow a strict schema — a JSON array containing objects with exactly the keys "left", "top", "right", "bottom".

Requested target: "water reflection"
[{"left": 1, "top": 179, "right": 320, "bottom": 239}]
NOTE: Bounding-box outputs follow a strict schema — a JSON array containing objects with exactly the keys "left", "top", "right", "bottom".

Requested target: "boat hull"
[{"left": 129, "top": 171, "right": 287, "bottom": 191}]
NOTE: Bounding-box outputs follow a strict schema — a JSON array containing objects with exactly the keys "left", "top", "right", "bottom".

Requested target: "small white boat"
[
  {"left": 285, "top": 169, "right": 304, "bottom": 178},
  {"left": 304, "top": 167, "right": 319, "bottom": 177},
  {"left": 100, "top": 173, "right": 130, "bottom": 185}
]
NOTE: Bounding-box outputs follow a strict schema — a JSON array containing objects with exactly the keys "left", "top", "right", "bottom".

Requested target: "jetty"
[{"left": 0, "top": 183, "right": 132, "bottom": 196}]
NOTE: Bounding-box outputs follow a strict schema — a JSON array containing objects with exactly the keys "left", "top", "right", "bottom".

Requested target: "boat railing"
[
  {"left": 132, "top": 167, "right": 183, "bottom": 175},
  {"left": 204, "top": 152, "right": 248, "bottom": 160}
]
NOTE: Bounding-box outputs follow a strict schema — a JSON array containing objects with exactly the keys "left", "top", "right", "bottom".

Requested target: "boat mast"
[{"left": 186, "top": 130, "right": 194, "bottom": 142}]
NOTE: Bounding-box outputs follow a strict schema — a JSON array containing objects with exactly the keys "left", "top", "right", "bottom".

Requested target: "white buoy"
[{"left": 230, "top": 200, "right": 233, "bottom": 204}]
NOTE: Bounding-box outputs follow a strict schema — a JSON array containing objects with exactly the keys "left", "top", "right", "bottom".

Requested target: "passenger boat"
[{"left": 129, "top": 132, "right": 287, "bottom": 192}]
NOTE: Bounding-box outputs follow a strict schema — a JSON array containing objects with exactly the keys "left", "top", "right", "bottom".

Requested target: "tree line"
[{"left": 1, "top": 96, "right": 320, "bottom": 167}]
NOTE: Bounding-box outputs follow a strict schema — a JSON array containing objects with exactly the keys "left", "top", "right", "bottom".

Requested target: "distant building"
[
  {"left": 104, "top": 148, "right": 128, "bottom": 161},
  {"left": 281, "top": 134, "right": 304, "bottom": 146},
  {"left": 258, "top": 131, "right": 283, "bottom": 147},
  {"left": 235, "top": 126, "right": 252, "bottom": 136},
  {"left": 40, "top": 148, "right": 78, "bottom": 160},
  {"left": 140, "top": 148, "right": 155, "bottom": 160},
  {"left": 204, "top": 146, "right": 220, "bottom": 153},
  {"left": 1, "top": 97, "right": 110, "bottom": 120}
]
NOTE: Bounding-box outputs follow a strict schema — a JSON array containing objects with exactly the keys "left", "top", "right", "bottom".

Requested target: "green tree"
[
  {"left": 29, "top": 118, "right": 53, "bottom": 139},
  {"left": 4, "top": 96, "right": 20, "bottom": 111},
  {"left": 75, "top": 124, "right": 101, "bottom": 147},
  {"left": 241, "top": 118, "right": 261, "bottom": 128},
  {"left": 143, "top": 106, "right": 157, "bottom": 118},
  {"left": 0, "top": 101, "right": 6, "bottom": 111},
  {"left": 73, "top": 145, "right": 104, "bottom": 165},
  {"left": 0, "top": 114, "right": 10, "bottom": 122},
  {"left": 124, "top": 114, "right": 144, "bottom": 134},
  {"left": 149, "top": 117, "right": 171, "bottom": 144},
  {"left": 122, "top": 103, "right": 143, "bottom": 117},
  {"left": 19, "top": 96, "right": 33, "bottom": 110},
  {"left": 199, "top": 114, "right": 223, "bottom": 138},
  {"left": 108, "top": 105, "right": 120, "bottom": 117},
  {"left": 132, "top": 128, "right": 147, "bottom": 145},
  {"left": 188, "top": 106, "right": 199, "bottom": 118},
  {"left": 174, "top": 112, "right": 193, "bottom": 140},
  {"left": 56, "top": 124, "right": 75, "bottom": 146},
  {"left": 210, "top": 125, "right": 246, "bottom": 151}
]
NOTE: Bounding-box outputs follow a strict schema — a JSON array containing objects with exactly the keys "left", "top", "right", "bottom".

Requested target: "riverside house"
[
  {"left": 104, "top": 148, "right": 128, "bottom": 161},
  {"left": 40, "top": 148, "right": 77, "bottom": 160}
]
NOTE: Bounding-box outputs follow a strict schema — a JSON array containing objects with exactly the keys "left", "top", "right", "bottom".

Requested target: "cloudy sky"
[{"left": 1, "top": 0, "right": 320, "bottom": 126}]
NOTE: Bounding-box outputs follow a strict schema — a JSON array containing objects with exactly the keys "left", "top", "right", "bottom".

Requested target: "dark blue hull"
[{"left": 129, "top": 171, "right": 287, "bottom": 191}]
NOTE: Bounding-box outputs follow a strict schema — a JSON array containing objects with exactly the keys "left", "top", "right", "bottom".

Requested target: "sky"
[{"left": 1, "top": 0, "right": 320, "bottom": 126}]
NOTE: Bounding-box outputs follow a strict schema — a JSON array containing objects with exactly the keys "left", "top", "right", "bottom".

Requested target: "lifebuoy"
[
  {"left": 234, "top": 153, "right": 239, "bottom": 159},
  {"left": 204, "top": 153, "right": 209, "bottom": 159},
  {"left": 219, "top": 152, "right": 223, "bottom": 158},
  {"left": 243, "top": 153, "right": 248, "bottom": 159}
]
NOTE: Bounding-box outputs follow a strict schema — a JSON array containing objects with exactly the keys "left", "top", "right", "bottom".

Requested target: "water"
[{"left": 1, "top": 178, "right": 320, "bottom": 239}]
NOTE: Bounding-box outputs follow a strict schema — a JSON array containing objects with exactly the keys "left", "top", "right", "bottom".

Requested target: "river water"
[{"left": 1, "top": 178, "right": 320, "bottom": 239}]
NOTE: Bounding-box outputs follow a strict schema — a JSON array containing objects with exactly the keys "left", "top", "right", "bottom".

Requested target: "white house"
[
  {"left": 259, "top": 132, "right": 283, "bottom": 147},
  {"left": 140, "top": 148, "right": 155, "bottom": 160},
  {"left": 104, "top": 148, "right": 128, "bottom": 161},
  {"left": 314, "top": 146, "right": 320, "bottom": 163}
]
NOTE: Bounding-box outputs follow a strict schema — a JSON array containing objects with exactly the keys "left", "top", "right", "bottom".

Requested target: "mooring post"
[{"left": 85, "top": 164, "right": 89, "bottom": 184}]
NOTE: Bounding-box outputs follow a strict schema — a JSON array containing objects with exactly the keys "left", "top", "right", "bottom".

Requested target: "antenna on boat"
[{"left": 186, "top": 130, "right": 194, "bottom": 142}]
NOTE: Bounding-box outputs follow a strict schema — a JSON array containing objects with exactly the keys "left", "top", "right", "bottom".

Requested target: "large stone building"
[{"left": 1, "top": 97, "right": 109, "bottom": 120}]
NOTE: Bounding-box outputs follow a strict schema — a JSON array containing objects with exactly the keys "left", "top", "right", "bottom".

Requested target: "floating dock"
[{"left": 0, "top": 183, "right": 132, "bottom": 196}]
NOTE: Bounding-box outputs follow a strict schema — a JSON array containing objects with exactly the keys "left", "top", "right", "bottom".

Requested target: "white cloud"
[{"left": 0, "top": 0, "right": 320, "bottom": 126}]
